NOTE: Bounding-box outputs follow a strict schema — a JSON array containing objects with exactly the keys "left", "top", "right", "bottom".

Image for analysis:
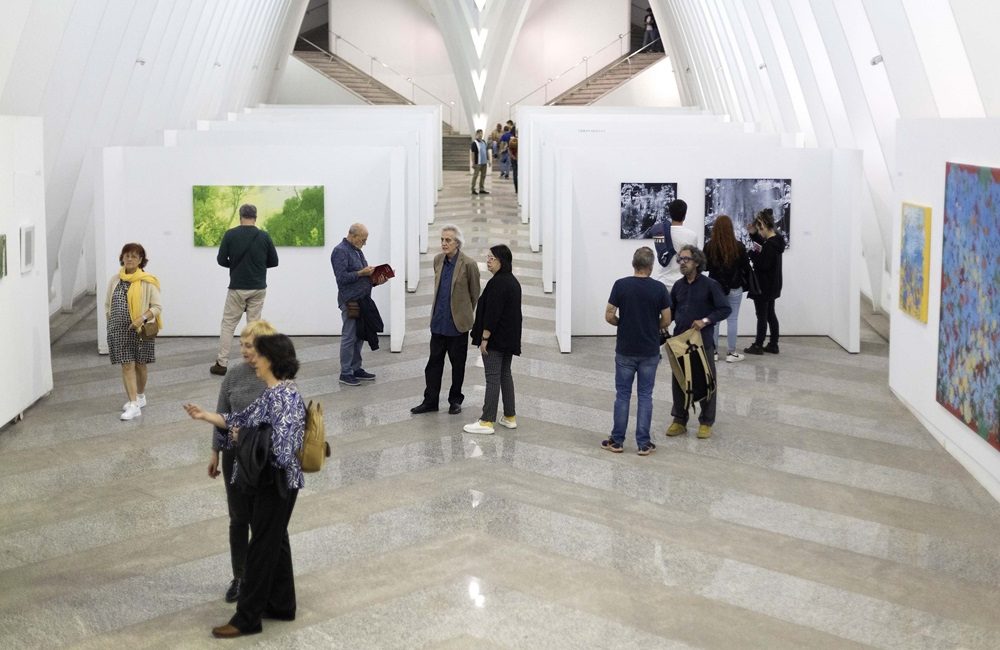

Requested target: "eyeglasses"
[{"left": 677, "top": 256, "right": 694, "bottom": 263}]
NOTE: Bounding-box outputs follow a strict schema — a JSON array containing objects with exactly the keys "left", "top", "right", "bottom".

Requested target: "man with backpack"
[
  {"left": 666, "top": 245, "right": 731, "bottom": 439},
  {"left": 211, "top": 204, "right": 279, "bottom": 376}
]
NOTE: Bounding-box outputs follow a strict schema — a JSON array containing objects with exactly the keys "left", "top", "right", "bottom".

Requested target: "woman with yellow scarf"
[{"left": 105, "top": 242, "right": 162, "bottom": 420}]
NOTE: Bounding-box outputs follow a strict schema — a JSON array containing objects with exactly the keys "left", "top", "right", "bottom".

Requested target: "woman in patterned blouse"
[{"left": 184, "top": 333, "right": 306, "bottom": 639}]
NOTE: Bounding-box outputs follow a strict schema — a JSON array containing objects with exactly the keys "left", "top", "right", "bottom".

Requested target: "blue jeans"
[
  {"left": 713, "top": 288, "right": 744, "bottom": 354},
  {"left": 611, "top": 353, "right": 660, "bottom": 448},
  {"left": 340, "top": 308, "right": 363, "bottom": 376}
]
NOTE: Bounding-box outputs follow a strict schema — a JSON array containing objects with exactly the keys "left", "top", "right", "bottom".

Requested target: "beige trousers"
[{"left": 217, "top": 288, "right": 266, "bottom": 366}]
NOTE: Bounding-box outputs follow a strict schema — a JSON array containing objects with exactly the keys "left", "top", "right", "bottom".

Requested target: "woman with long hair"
[
  {"left": 464, "top": 244, "right": 522, "bottom": 435},
  {"left": 184, "top": 333, "right": 305, "bottom": 639},
  {"left": 744, "top": 209, "right": 785, "bottom": 355},
  {"left": 105, "top": 242, "right": 162, "bottom": 420},
  {"left": 705, "top": 215, "right": 751, "bottom": 362}
]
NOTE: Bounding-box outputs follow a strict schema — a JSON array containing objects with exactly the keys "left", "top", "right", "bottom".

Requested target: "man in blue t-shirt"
[{"left": 602, "top": 247, "right": 672, "bottom": 456}]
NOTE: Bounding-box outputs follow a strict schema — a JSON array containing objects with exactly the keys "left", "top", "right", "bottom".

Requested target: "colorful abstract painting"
[
  {"left": 937, "top": 162, "right": 1000, "bottom": 449},
  {"left": 899, "top": 202, "right": 931, "bottom": 322},
  {"left": 193, "top": 185, "right": 324, "bottom": 247}
]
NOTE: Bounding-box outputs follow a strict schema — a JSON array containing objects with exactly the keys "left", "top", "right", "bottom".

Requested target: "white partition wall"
[
  {"left": 554, "top": 142, "right": 860, "bottom": 353},
  {"left": 892, "top": 118, "right": 1000, "bottom": 501},
  {"left": 96, "top": 143, "right": 407, "bottom": 352},
  {"left": 0, "top": 116, "right": 52, "bottom": 427}
]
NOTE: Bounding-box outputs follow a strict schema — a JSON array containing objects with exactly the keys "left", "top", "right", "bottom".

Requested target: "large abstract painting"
[
  {"left": 193, "top": 185, "right": 325, "bottom": 247},
  {"left": 937, "top": 162, "right": 1000, "bottom": 449},
  {"left": 620, "top": 182, "right": 677, "bottom": 239},
  {"left": 899, "top": 202, "right": 931, "bottom": 323},
  {"left": 704, "top": 178, "right": 791, "bottom": 250}
]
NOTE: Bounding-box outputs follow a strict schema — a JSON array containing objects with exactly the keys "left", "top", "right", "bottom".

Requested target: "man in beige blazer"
[{"left": 411, "top": 225, "right": 482, "bottom": 415}]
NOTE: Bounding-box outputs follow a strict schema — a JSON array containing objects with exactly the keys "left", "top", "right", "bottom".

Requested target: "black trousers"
[
  {"left": 221, "top": 448, "right": 253, "bottom": 580},
  {"left": 230, "top": 470, "right": 298, "bottom": 633},
  {"left": 752, "top": 298, "right": 779, "bottom": 346},
  {"left": 511, "top": 159, "right": 519, "bottom": 193},
  {"left": 422, "top": 332, "right": 469, "bottom": 408}
]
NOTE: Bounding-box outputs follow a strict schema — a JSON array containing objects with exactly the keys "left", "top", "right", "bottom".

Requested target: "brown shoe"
[
  {"left": 211, "top": 624, "right": 244, "bottom": 639},
  {"left": 665, "top": 422, "right": 687, "bottom": 437},
  {"left": 697, "top": 424, "right": 712, "bottom": 439},
  {"left": 210, "top": 362, "right": 227, "bottom": 376}
]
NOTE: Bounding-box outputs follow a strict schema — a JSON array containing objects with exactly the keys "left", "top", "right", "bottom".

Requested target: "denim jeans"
[
  {"left": 611, "top": 353, "right": 660, "bottom": 448},
  {"left": 713, "top": 288, "right": 744, "bottom": 355},
  {"left": 339, "top": 308, "right": 363, "bottom": 376}
]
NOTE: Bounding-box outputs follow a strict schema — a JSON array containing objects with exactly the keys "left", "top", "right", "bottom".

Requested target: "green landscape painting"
[{"left": 193, "top": 185, "right": 325, "bottom": 247}]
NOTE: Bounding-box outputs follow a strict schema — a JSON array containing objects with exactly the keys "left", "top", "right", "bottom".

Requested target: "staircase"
[
  {"left": 443, "top": 134, "right": 471, "bottom": 171},
  {"left": 294, "top": 51, "right": 413, "bottom": 105},
  {"left": 551, "top": 51, "right": 664, "bottom": 105}
]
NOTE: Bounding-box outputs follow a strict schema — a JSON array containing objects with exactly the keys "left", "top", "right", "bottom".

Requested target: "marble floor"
[{"left": 3, "top": 171, "right": 1000, "bottom": 649}]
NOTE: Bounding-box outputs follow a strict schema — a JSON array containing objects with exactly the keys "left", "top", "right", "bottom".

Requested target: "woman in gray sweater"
[{"left": 207, "top": 319, "right": 277, "bottom": 603}]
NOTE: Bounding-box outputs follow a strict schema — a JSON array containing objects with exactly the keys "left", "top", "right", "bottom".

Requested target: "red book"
[{"left": 370, "top": 263, "right": 395, "bottom": 285}]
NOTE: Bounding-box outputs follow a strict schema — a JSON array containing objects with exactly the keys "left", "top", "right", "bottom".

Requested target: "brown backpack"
[{"left": 297, "top": 401, "right": 330, "bottom": 472}]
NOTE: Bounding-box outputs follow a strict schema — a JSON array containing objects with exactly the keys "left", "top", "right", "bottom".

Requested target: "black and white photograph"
[
  {"left": 704, "top": 178, "right": 791, "bottom": 249},
  {"left": 620, "top": 182, "right": 678, "bottom": 239}
]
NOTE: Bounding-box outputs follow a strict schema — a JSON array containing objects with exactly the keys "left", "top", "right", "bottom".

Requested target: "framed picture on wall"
[
  {"left": 0, "top": 233, "right": 7, "bottom": 280},
  {"left": 192, "top": 185, "right": 325, "bottom": 247},
  {"left": 620, "top": 182, "right": 678, "bottom": 239},
  {"left": 898, "top": 202, "right": 931, "bottom": 323},
  {"left": 20, "top": 225, "right": 34, "bottom": 274},
  {"left": 704, "top": 178, "right": 792, "bottom": 250}
]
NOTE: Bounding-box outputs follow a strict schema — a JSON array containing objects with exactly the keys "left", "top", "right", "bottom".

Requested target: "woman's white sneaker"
[
  {"left": 725, "top": 352, "right": 745, "bottom": 363},
  {"left": 463, "top": 420, "right": 495, "bottom": 434},
  {"left": 121, "top": 402, "right": 142, "bottom": 420},
  {"left": 497, "top": 415, "right": 517, "bottom": 429},
  {"left": 123, "top": 394, "right": 147, "bottom": 410}
]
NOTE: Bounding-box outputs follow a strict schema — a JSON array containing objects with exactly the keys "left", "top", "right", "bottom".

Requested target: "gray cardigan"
[{"left": 212, "top": 362, "right": 266, "bottom": 451}]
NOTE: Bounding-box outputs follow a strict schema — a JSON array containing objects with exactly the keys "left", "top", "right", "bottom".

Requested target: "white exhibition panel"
[
  {"left": 536, "top": 129, "right": 782, "bottom": 293},
  {"left": 251, "top": 103, "right": 443, "bottom": 193},
  {"left": 165, "top": 126, "right": 425, "bottom": 293},
  {"left": 95, "top": 144, "right": 407, "bottom": 352},
  {"left": 0, "top": 116, "right": 53, "bottom": 427},
  {"left": 557, "top": 144, "right": 860, "bottom": 354},
  {"left": 892, "top": 118, "right": 1000, "bottom": 502}
]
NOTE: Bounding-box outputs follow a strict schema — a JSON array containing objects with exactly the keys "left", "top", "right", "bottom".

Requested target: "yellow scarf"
[{"left": 118, "top": 268, "right": 163, "bottom": 330}]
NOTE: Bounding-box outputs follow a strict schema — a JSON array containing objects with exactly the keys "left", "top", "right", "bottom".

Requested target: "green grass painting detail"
[{"left": 193, "top": 185, "right": 325, "bottom": 247}]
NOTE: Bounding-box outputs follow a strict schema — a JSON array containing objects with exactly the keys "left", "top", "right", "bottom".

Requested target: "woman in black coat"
[
  {"left": 744, "top": 208, "right": 785, "bottom": 355},
  {"left": 464, "top": 244, "right": 522, "bottom": 435}
]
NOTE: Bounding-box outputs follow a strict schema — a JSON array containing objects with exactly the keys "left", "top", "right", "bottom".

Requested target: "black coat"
[
  {"left": 748, "top": 232, "right": 784, "bottom": 300},
  {"left": 356, "top": 295, "right": 384, "bottom": 351},
  {"left": 471, "top": 271, "right": 522, "bottom": 355},
  {"left": 706, "top": 242, "right": 750, "bottom": 293}
]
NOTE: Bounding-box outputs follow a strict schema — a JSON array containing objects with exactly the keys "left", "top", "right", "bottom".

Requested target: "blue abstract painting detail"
[{"left": 937, "top": 163, "right": 1000, "bottom": 449}]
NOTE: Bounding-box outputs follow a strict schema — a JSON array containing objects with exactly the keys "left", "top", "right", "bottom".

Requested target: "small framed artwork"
[
  {"left": 20, "top": 225, "right": 34, "bottom": 274},
  {"left": 0, "top": 233, "right": 7, "bottom": 279}
]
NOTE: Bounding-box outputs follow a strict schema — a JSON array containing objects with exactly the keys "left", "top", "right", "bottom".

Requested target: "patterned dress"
[{"left": 107, "top": 280, "right": 155, "bottom": 365}]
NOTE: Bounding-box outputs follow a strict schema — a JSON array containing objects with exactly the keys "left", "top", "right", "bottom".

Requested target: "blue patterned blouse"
[{"left": 224, "top": 381, "right": 306, "bottom": 489}]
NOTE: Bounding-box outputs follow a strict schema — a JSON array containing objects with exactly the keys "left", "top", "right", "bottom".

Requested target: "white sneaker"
[
  {"left": 725, "top": 352, "right": 745, "bottom": 363},
  {"left": 497, "top": 415, "right": 517, "bottom": 429},
  {"left": 714, "top": 353, "right": 719, "bottom": 362},
  {"left": 123, "top": 394, "right": 147, "bottom": 410},
  {"left": 121, "top": 402, "right": 142, "bottom": 420},
  {"left": 463, "top": 420, "right": 495, "bottom": 435}
]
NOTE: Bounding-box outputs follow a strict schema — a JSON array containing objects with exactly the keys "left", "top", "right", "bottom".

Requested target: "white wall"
[
  {"left": 557, "top": 142, "right": 859, "bottom": 352},
  {"left": 592, "top": 57, "right": 683, "bottom": 108},
  {"left": 272, "top": 55, "right": 367, "bottom": 105},
  {"left": 0, "top": 116, "right": 52, "bottom": 427},
  {"left": 328, "top": 0, "right": 465, "bottom": 130},
  {"left": 891, "top": 118, "right": 1000, "bottom": 501},
  {"left": 500, "top": 0, "right": 630, "bottom": 110},
  {"left": 96, "top": 143, "right": 406, "bottom": 350}
]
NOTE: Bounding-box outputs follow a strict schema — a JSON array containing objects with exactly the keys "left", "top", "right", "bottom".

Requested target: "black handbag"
[{"left": 234, "top": 423, "right": 273, "bottom": 493}]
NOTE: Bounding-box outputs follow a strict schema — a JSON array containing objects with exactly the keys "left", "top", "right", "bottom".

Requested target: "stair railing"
[
  {"left": 295, "top": 36, "right": 371, "bottom": 104},
  {"left": 509, "top": 35, "right": 662, "bottom": 115},
  {"left": 325, "top": 30, "right": 455, "bottom": 126}
]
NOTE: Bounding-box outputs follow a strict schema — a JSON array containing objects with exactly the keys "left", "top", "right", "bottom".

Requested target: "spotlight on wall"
[{"left": 870, "top": 54, "right": 883, "bottom": 66}]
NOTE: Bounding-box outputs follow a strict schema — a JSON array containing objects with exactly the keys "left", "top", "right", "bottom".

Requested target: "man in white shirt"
[{"left": 655, "top": 199, "right": 698, "bottom": 291}]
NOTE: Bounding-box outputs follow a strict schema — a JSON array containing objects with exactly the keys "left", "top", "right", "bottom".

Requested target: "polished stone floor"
[{"left": 3, "top": 171, "right": 1000, "bottom": 649}]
